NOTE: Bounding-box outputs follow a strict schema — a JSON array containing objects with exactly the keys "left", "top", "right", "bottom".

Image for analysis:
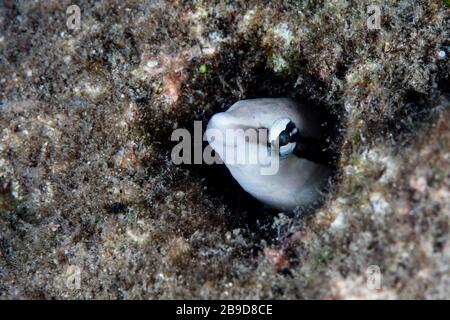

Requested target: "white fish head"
[{"left": 205, "top": 98, "right": 330, "bottom": 211}]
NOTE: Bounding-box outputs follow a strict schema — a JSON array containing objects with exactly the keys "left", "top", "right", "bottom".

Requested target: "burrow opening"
[{"left": 143, "top": 39, "right": 345, "bottom": 241}]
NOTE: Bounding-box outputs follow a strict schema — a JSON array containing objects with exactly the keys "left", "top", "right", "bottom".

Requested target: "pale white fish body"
[{"left": 205, "top": 98, "right": 330, "bottom": 212}]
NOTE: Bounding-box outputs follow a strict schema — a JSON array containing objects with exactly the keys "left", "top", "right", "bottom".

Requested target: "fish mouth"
[{"left": 205, "top": 112, "right": 269, "bottom": 149}]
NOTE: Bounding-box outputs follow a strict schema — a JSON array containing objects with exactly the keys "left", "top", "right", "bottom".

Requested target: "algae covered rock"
[{"left": 0, "top": 0, "right": 448, "bottom": 299}]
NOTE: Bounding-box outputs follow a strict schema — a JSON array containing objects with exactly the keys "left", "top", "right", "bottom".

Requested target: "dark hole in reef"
[
  {"left": 178, "top": 53, "right": 342, "bottom": 241},
  {"left": 146, "top": 39, "right": 344, "bottom": 241}
]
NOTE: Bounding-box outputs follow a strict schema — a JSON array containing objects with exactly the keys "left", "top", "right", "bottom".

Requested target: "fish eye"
[
  {"left": 269, "top": 118, "right": 298, "bottom": 159},
  {"left": 278, "top": 130, "right": 291, "bottom": 146}
]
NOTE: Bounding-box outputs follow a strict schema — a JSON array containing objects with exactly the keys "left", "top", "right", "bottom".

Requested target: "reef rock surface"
[{"left": 0, "top": 0, "right": 448, "bottom": 299}]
